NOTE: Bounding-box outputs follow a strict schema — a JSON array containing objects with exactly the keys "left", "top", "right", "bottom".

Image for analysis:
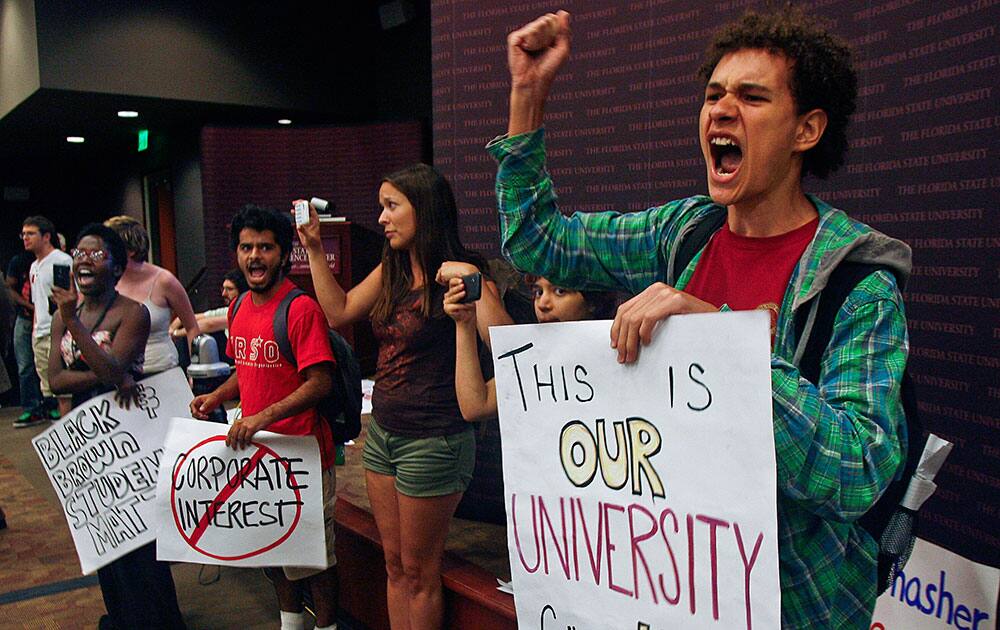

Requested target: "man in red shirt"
[{"left": 191, "top": 205, "right": 339, "bottom": 630}]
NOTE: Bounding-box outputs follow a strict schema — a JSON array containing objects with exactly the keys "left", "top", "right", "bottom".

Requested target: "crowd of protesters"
[{"left": 0, "top": 7, "right": 910, "bottom": 630}]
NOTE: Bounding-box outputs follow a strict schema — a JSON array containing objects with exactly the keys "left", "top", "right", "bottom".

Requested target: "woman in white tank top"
[{"left": 105, "top": 216, "right": 200, "bottom": 374}]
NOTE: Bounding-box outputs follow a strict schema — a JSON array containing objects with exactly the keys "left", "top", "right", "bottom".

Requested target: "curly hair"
[
  {"left": 229, "top": 205, "right": 295, "bottom": 274},
  {"left": 697, "top": 7, "right": 857, "bottom": 179}
]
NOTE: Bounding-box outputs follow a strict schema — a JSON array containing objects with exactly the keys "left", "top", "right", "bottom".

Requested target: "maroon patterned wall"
[
  {"left": 432, "top": 1, "right": 1000, "bottom": 567},
  {"left": 199, "top": 122, "right": 424, "bottom": 296}
]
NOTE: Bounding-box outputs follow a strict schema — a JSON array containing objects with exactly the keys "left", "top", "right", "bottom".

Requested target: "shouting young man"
[
  {"left": 190, "top": 206, "right": 340, "bottom": 630},
  {"left": 490, "top": 9, "right": 910, "bottom": 628}
]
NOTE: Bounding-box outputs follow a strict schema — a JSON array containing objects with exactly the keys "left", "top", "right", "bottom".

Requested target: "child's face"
[{"left": 532, "top": 277, "right": 591, "bottom": 323}]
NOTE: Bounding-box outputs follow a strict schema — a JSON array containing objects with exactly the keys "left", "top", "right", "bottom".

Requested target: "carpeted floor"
[{"left": 0, "top": 405, "right": 510, "bottom": 629}]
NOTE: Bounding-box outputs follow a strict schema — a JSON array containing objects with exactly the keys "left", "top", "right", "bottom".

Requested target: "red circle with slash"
[{"left": 170, "top": 435, "right": 303, "bottom": 561}]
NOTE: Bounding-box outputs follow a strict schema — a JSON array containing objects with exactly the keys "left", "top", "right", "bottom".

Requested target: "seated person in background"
[
  {"left": 440, "top": 268, "right": 617, "bottom": 421},
  {"left": 170, "top": 269, "right": 247, "bottom": 339}
]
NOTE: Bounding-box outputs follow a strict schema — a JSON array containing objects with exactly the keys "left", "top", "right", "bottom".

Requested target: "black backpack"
[
  {"left": 230, "top": 288, "right": 363, "bottom": 445},
  {"left": 673, "top": 210, "right": 923, "bottom": 594}
]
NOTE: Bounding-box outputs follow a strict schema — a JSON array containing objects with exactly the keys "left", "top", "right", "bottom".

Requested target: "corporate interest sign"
[
  {"left": 491, "top": 311, "right": 779, "bottom": 630},
  {"left": 154, "top": 417, "right": 327, "bottom": 568}
]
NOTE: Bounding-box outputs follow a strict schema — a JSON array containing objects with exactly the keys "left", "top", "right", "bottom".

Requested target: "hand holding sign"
[
  {"left": 227, "top": 414, "right": 271, "bottom": 450},
  {"left": 156, "top": 417, "right": 326, "bottom": 568},
  {"left": 114, "top": 372, "right": 139, "bottom": 410},
  {"left": 610, "top": 282, "right": 718, "bottom": 364},
  {"left": 492, "top": 312, "right": 779, "bottom": 629},
  {"left": 31, "top": 368, "right": 191, "bottom": 574}
]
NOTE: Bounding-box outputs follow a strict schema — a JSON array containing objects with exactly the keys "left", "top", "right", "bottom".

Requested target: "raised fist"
[{"left": 507, "top": 11, "right": 571, "bottom": 94}]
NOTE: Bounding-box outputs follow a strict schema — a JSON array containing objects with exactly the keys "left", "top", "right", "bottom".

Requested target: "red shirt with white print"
[
  {"left": 684, "top": 218, "right": 818, "bottom": 340},
  {"left": 227, "top": 279, "right": 337, "bottom": 469}
]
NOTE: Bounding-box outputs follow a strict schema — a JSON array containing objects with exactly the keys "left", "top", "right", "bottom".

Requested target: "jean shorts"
[{"left": 362, "top": 417, "right": 476, "bottom": 497}]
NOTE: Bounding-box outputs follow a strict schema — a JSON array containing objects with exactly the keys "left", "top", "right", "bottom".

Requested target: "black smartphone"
[
  {"left": 459, "top": 272, "right": 482, "bottom": 303},
  {"left": 53, "top": 264, "right": 71, "bottom": 290}
]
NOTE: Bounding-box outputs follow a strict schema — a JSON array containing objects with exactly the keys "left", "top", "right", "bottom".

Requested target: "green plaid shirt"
[{"left": 489, "top": 128, "right": 909, "bottom": 629}]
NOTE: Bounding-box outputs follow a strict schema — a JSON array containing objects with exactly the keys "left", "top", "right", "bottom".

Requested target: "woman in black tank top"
[{"left": 295, "top": 164, "right": 513, "bottom": 629}]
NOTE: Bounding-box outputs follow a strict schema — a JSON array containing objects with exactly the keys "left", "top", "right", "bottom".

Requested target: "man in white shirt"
[{"left": 22, "top": 215, "right": 73, "bottom": 420}]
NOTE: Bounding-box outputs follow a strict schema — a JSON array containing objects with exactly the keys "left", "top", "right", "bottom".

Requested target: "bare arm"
[
  {"left": 443, "top": 278, "right": 498, "bottom": 421},
  {"left": 160, "top": 271, "right": 200, "bottom": 350},
  {"left": 49, "top": 292, "right": 150, "bottom": 395},
  {"left": 475, "top": 279, "right": 513, "bottom": 350},
  {"left": 227, "top": 362, "right": 334, "bottom": 448},
  {"left": 194, "top": 314, "right": 228, "bottom": 334},
  {"left": 48, "top": 310, "right": 99, "bottom": 394},
  {"left": 190, "top": 371, "right": 240, "bottom": 420},
  {"left": 294, "top": 202, "right": 382, "bottom": 327}
]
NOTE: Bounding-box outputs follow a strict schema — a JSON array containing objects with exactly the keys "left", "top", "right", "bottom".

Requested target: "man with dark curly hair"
[
  {"left": 490, "top": 8, "right": 910, "bottom": 628},
  {"left": 191, "top": 206, "right": 340, "bottom": 630}
]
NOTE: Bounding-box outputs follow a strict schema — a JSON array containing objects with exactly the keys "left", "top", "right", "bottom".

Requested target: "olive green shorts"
[{"left": 362, "top": 417, "right": 475, "bottom": 498}]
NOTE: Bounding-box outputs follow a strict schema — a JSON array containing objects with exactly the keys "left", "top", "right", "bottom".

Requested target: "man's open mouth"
[
  {"left": 710, "top": 136, "right": 743, "bottom": 176},
  {"left": 247, "top": 265, "right": 268, "bottom": 281}
]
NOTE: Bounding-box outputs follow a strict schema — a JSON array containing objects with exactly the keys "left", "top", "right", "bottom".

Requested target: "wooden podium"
[{"left": 286, "top": 221, "right": 382, "bottom": 375}]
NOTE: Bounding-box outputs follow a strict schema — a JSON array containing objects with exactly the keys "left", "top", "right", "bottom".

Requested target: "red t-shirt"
[
  {"left": 684, "top": 218, "right": 818, "bottom": 339},
  {"left": 227, "top": 279, "right": 337, "bottom": 468}
]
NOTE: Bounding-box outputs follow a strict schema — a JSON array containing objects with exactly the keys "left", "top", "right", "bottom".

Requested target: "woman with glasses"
[
  {"left": 104, "top": 216, "right": 200, "bottom": 375},
  {"left": 49, "top": 224, "right": 185, "bottom": 630}
]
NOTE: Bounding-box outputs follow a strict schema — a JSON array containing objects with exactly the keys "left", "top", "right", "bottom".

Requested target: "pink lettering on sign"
[{"left": 510, "top": 492, "right": 765, "bottom": 630}]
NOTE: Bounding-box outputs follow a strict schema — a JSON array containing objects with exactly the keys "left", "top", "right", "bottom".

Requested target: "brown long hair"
[{"left": 371, "top": 164, "right": 485, "bottom": 323}]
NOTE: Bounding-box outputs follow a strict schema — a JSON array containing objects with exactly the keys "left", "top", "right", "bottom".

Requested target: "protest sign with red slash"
[{"left": 156, "top": 419, "right": 326, "bottom": 568}]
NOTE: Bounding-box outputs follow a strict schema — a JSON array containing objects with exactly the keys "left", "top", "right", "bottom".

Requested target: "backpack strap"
[
  {"left": 227, "top": 291, "right": 251, "bottom": 328},
  {"left": 793, "top": 262, "right": 888, "bottom": 385},
  {"left": 668, "top": 207, "right": 727, "bottom": 285},
  {"left": 273, "top": 288, "right": 307, "bottom": 369}
]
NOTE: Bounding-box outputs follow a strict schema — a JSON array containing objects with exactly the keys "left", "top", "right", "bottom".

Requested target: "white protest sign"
[
  {"left": 491, "top": 311, "right": 779, "bottom": 630},
  {"left": 871, "top": 538, "right": 998, "bottom": 630},
  {"left": 31, "top": 367, "right": 191, "bottom": 574},
  {"left": 155, "top": 417, "right": 326, "bottom": 568}
]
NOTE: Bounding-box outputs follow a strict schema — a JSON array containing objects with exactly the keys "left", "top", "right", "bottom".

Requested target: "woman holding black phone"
[
  {"left": 48, "top": 223, "right": 185, "bottom": 629},
  {"left": 295, "top": 165, "right": 511, "bottom": 630}
]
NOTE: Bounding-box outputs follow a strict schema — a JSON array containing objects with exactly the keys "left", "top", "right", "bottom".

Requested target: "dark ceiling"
[
  {"left": 0, "top": 88, "right": 338, "bottom": 163},
  {"left": 0, "top": 0, "right": 430, "bottom": 167}
]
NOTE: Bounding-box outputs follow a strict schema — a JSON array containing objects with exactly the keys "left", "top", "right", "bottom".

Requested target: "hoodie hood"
[{"left": 790, "top": 195, "right": 912, "bottom": 312}]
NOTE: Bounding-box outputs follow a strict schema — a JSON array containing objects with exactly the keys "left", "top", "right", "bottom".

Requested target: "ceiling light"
[
  {"left": 66, "top": 136, "right": 85, "bottom": 143},
  {"left": 117, "top": 110, "right": 139, "bottom": 118},
  {"left": 277, "top": 119, "right": 292, "bottom": 125}
]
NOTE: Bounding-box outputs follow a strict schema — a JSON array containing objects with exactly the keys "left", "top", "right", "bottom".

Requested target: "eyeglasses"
[
  {"left": 20, "top": 231, "right": 39, "bottom": 238},
  {"left": 71, "top": 248, "right": 109, "bottom": 262}
]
